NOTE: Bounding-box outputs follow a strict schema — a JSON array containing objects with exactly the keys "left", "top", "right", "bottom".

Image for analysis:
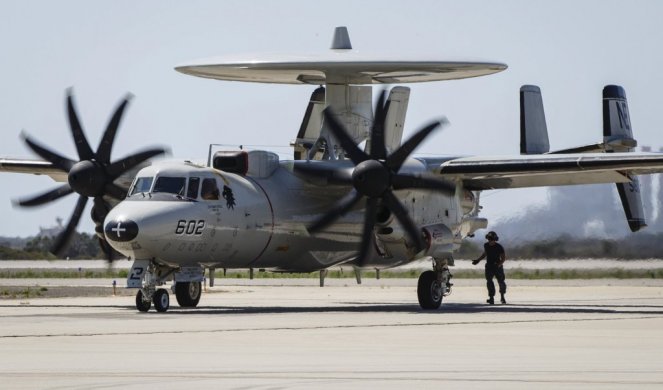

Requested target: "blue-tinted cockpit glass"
[
  {"left": 153, "top": 177, "right": 186, "bottom": 195},
  {"left": 129, "top": 177, "right": 154, "bottom": 196}
]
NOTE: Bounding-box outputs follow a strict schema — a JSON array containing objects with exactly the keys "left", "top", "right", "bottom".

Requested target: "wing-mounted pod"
[
  {"left": 603, "top": 85, "right": 646, "bottom": 232},
  {"left": 520, "top": 85, "right": 550, "bottom": 154}
]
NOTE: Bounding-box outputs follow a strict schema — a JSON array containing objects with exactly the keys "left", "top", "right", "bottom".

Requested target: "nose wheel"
[
  {"left": 134, "top": 288, "right": 170, "bottom": 313},
  {"left": 135, "top": 290, "right": 151, "bottom": 312},
  {"left": 153, "top": 289, "right": 170, "bottom": 312}
]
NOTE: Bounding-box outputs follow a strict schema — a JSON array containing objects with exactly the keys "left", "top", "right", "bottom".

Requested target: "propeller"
[
  {"left": 16, "top": 89, "right": 167, "bottom": 259},
  {"left": 299, "top": 90, "right": 454, "bottom": 266}
]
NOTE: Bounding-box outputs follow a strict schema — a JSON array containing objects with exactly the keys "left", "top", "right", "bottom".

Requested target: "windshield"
[
  {"left": 129, "top": 177, "right": 154, "bottom": 196},
  {"left": 152, "top": 177, "right": 186, "bottom": 195}
]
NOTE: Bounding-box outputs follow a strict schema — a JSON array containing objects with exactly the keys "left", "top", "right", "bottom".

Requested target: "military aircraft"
[{"left": 2, "top": 27, "right": 663, "bottom": 312}]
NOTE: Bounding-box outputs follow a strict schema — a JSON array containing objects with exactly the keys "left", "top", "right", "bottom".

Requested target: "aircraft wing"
[
  {"left": 0, "top": 158, "right": 68, "bottom": 182},
  {"left": 436, "top": 152, "right": 663, "bottom": 190}
]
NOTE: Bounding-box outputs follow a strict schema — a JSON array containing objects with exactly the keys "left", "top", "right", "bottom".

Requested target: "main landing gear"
[
  {"left": 175, "top": 281, "right": 202, "bottom": 307},
  {"left": 417, "top": 259, "right": 452, "bottom": 310}
]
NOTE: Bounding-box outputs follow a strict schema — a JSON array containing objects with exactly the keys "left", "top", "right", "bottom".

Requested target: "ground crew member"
[{"left": 472, "top": 231, "right": 507, "bottom": 304}]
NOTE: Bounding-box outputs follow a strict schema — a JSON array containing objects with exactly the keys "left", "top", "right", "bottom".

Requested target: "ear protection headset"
[{"left": 485, "top": 231, "right": 499, "bottom": 241}]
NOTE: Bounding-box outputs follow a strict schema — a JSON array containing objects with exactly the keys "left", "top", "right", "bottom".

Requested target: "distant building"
[{"left": 38, "top": 217, "right": 64, "bottom": 238}]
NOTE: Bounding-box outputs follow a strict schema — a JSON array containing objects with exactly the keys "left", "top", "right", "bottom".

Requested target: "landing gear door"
[
  {"left": 174, "top": 266, "right": 205, "bottom": 283},
  {"left": 127, "top": 259, "right": 150, "bottom": 288}
]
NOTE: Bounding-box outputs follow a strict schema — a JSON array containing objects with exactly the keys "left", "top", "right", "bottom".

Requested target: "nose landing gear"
[
  {"left": 135, "top": 290, "right": 151, "bottom": 312},
  {"left": 130, "top": 260, "right": 205, "bottom": 313},
  {"left": 153, "top": 289, "right": 170, "bottom": 312}
]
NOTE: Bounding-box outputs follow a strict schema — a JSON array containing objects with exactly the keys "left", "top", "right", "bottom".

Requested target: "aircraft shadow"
[{"left": 151, "top": 302, "right": 663, "bottom": 316}]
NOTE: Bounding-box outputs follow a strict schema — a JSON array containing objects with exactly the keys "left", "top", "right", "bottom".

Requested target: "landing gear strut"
[{"left": 417, "top": 259, "right": 452, "bottom": 310}]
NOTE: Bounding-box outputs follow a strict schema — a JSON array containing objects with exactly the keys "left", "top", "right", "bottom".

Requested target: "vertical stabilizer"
[
  {"left": 603, "top": 85, "right": 646, "bottom": 232},
  {"left": 519, "top": 85, "right": 550, "bottom": 154},
  {"left": 366, "top": 87, "right": 410, "bottom": 155},
  {"left": 293, "top": 87, "right": 325, "bottom": 159}
]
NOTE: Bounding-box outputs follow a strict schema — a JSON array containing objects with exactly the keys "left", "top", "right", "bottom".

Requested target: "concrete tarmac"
[{"left": 1, "top": 278, "right": 662, "bottom": 389}]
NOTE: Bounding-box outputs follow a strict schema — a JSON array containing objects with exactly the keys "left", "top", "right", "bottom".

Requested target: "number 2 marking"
[{"left": 130, "top": 267, "right": 144, "bottom": 280}]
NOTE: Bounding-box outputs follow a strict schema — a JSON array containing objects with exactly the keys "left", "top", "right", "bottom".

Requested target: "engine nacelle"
[{"left": 422, "top": 223, "right": 454, "bottom": 259}]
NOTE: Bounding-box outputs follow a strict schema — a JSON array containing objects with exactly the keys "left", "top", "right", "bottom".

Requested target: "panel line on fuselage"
[{"left": 245, "top": 175, "right": 275, "bottom": 267}]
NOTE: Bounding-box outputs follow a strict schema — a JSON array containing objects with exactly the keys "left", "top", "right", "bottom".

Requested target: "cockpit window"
[
  {"left": 153, "top": 177, "right": 186, "bottom": 195},
  {"left": 201, "top": 178, "right": 220, "bottom": 200},
  {"left": 187, "top": 177, "right": 200, "bottom": 199},
  {"left": 129, "top": 177, "right": 154, "bottom": 196}
]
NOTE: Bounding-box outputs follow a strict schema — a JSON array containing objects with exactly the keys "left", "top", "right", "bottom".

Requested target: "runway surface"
[{"left": 1, "top": 278, "right": 663, "bottom": 389}]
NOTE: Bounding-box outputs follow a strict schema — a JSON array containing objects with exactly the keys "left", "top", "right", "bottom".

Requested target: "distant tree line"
[
  {"left": 3, "top": 231, "right": 663, "bottom": 261},
  {"left": 0, "top": 232, "right": 103, "bottom": 260}
]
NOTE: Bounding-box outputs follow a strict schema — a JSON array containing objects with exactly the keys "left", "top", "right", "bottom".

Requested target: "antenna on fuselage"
[{"left": 330, "top": 26, "right": 352, "bottom": 50}]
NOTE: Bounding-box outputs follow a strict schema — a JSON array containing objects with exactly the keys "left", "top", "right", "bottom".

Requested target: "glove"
[{"left": 472, "top": 260, "right": 479, "bottom": 265}]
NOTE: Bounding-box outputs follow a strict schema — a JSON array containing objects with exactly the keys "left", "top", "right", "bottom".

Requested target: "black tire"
[
  {"left": 135, "top": 290, "right": 151, "bottom": 312},
  {"left": 153, "top": 289, "right": 170, "bottom": 313},
  {"left": 417, "top": 270, "right": 443, "bottom": 310},
  {"left": 175, "top": 281, "right": 202, "bottom": 307}
]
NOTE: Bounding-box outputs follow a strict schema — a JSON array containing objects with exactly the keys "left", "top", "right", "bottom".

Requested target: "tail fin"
[
  {"left": 520, "top": 85, "right": 550, "bottom": 154},
  {"left": 603, "top": 85, "right": 646, "bottom": 232},
  {"left": 383, "top": 86, "right": 410, "bottom": 154},
  {"left": 293, "top": 87, "right": 325, "bottom": 160}
]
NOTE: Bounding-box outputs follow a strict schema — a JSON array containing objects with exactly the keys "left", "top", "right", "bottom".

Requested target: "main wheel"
[
  {"left": 417, "top": 270, "right": 443, "bottom": 310},
  {"left": 153, "top": 289, "right": 170, "bottom": 313},
  {"left": 135, "top": 290, "right": 151, "bottom": 312},
  {"left": 175, "top": 281, "right": 202, "bottom": 307}
]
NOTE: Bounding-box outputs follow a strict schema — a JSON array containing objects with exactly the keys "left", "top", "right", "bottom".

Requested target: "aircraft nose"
[{"left": 104, "top": 219, "right": 139, "bottom": 242}]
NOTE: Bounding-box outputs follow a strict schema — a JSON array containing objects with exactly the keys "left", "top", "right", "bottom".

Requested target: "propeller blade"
[
  {"left": 66, "top": 90, "right": 95, "bottom": 160},
  {"left": 96, "top": 94, "right": 133, "bottom": 164},
  {"left": 355, "top": 197, "right": 378, "bottom": 267},
  {"left": 104, "top": 183, "right": 127, "bottom": 200},
  {"left": 386, "top": 119, "right": 447, "bottom": 172},
  {"left": 91, "top": 198, "right": 115, "bottom": 262},
  {"left": 91, "top": 197, "right": 112, "bottom": 226},
  {"left": 382, "top": 190, "right": 425, "bottom": 252},
  {"left": 308, "top": 190, "right": 362, "bottom": 233},
  {"left": 15, "top": 183, "right": 73, "bottom": 207},
  {"left": 51, "top": 195, "right": 88, "bottom": 257},
  {"left": 22, "top": 133, "right": 75, "bottom": 172},
  {"left": 322, "top": 108, "right": 369, "bottom": 165},
  {"left": 392, "top": 173, "right": 456, "bottom": 194},
  {"left": 106, "top": 148, "right": 167, "bottom": 178},
  {"left": 98, "top": 237, "right": 115, "bottom": 262},
  {"left": 369, "top": 90, "right": 389, "bottom": 161}
]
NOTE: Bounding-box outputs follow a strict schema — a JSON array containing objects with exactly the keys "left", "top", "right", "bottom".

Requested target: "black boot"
[
  {"left": 500, "top": 293, "right": 506, "bottom": 304},
  {"left": 487, "top": 296, "right": 494, "bottom": 305}
]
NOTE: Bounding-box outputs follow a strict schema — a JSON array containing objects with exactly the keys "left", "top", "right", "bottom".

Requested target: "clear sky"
[{"left": 1, "top": 0, "right": 662, "bottom": 237}]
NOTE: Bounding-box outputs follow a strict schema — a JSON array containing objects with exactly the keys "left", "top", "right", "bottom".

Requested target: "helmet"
[{"left": 485, "top": 231, "right": 499, "bottom": 241}]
